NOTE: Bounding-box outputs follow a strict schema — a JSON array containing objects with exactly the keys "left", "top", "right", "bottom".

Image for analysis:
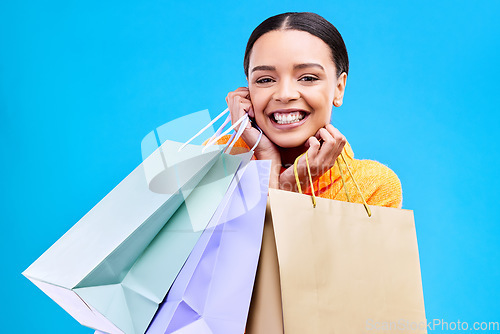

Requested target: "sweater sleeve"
[
  {"left": 202, "top": 135, "right": 250, "bottom": 149},
  {"left": 362, "top": 160, "right": 403, "bottom": 209}
]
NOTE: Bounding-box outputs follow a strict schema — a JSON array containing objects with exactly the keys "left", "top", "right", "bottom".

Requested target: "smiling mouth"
[{"left": 271, "top": 111, "right": 307, "bottom": 125}]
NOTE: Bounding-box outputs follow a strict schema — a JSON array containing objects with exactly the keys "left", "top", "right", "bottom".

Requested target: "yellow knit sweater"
[{"left": 212, "top": 136, "right": 402, "bottom": 209}]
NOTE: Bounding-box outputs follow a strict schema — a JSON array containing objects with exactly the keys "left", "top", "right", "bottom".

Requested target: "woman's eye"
[
  {"left": 256, "top": 77, "right": 274, "bottom": 84},
  {"left": 299, "top": 76, "right": 319, "bottom": 82}
]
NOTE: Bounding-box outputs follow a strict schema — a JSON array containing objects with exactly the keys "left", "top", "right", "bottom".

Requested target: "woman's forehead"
[{"left": 249, "top": 30, "right": 334, "bottom": 69}]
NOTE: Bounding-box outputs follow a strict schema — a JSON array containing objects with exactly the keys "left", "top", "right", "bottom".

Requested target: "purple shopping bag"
[{"left": 145, "top": 160, "right": 271, "bottom": 334}]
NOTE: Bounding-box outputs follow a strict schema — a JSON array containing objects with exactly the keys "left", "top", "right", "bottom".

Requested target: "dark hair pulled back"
[{"left": 243, "top": 12, "right": 349, "bottom": 78}]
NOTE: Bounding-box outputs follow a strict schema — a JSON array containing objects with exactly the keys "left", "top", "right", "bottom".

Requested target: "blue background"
[{"left": 1, "top": 0, "right": 499, "bottom": 332}]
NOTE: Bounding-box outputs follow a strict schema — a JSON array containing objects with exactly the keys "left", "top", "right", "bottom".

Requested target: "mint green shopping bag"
[{"left": 23, "top": 133, "right": 251, "bottom": 334}]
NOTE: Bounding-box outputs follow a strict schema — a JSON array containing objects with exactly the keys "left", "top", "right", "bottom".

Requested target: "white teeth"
[{"left": 273, "top": 112, "right": 305, "bottom": 125}]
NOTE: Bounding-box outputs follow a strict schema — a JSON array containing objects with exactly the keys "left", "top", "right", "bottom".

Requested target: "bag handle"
[
  {"left": 221, "top": 115, "right": 249, "bottom": 154},
  {"left": 337, "top": 153, "right": 372, "bottom": 217},
  {"left": 179, "top": 108, "right": 229, "bottom": 151},
  {"left": 178, "top": 108, "right": 262, "bottom": 153},
  {"left": 223, "top": 117, "right": 263, "bottom": 153},
  {"left": 204, "top": 114, "right": 263, "bottom": 153},
  {"left": 293, "top": 151, "right": 372, "bottom": 217},
  {"left": 294, "top": 151, "right": 317, "bottom": 208}
]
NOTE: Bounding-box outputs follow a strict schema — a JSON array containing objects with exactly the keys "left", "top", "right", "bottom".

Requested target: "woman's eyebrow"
[
  {"left": 294, "top": 63, "right": 324, "bottom": 70},
  {"left": 251, "top": 65, "right": 276, "bottom": 73},
  {"left": 251, "top": 63, "right": 324, "bottom": 73}
]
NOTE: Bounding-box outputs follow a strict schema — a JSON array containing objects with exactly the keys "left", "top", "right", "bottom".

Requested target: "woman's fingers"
[
  {"left": 316, "top": 127, "right": 335, "bottom": 153},
  {"left": 326, "top": 124, "right": 346, "bottom": 142},
  {"left": 325, "top": 124, "right": 346, "bottom": 146},
  {"left": 316, "top": 125, "right": 346, "bottom": 160},
  {"left": 306, "top": 136, "right": 321, "bottom": 158},
  {"left": 281, "top": 126, "right": 345, "bottom": 193},
  {"left": 247, "top": 104, "right": 255, "bottom": 118},
  {"left": 226, "top": 87, "right": 252, "bottom": 129},
  {"left": 300, "top": 125, "right": 347, "bottom": 179},
  {"left": 225, "top": 87, "right": 273, "bottom": 154}
]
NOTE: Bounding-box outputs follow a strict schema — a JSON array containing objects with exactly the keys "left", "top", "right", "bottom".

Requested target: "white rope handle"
[
  {"left": 179, "top": 107, "right": 263, "bottom": 154},
  {"left": 205, "top": 114, "right": 231, "bottom": 148},
  {"left": 249, "top": 121, "right": 263, "bottom": 152},
  {"left": 207, "top": 115, "right": 263, "bottom": 153},
  {"left": 178, "top": 108, "right": 229, "bottom": 152},
  {"left": 203, "top": 113, "right": 249, "bottom": 152},
  {"left": 222, "top": 117, "right": 263, "bottom": 153},
  {"left": 224, "top": 115, "right": 249, "bottom": 153},
  {"left": 205, "top": 115, "right": 231, "bottom": 148}
]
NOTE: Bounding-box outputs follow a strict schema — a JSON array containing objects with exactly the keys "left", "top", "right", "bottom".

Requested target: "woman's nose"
[{"left": 273, "top": 80, "right": 300, "bottom": 103}]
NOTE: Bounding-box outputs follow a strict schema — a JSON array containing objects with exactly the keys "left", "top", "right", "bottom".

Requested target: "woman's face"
[{"left": 248, "top": 29, "right": 346, "bottom": 148}]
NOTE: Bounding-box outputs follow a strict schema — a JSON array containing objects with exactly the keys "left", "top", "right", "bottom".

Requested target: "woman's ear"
[{"left": 333, "top": 72, "right": 347, "bottom": 107}]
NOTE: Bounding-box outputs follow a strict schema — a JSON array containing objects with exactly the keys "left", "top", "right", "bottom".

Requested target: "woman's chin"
[{"left": 270, "top": 135, "right": 309, "bottom": 149}]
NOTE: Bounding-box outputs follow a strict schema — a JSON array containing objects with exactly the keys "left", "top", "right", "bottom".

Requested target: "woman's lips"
[{"left": 269, "top": 109, "right": 309, "bottom": 128}]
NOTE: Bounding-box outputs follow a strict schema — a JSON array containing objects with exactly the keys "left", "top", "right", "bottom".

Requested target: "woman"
[{"left": 225, "top": 12, "right": 402, "bottom": 208}]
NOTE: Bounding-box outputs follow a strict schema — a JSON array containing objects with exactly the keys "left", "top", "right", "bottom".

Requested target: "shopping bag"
[
  {"left": 23, "top": 137, "right": 250, "bottom": 334},
  {"left": 146, "top": 160, "right": 270, "bottom": 334},
  {"left": 268, "top": 153, "right": 427, "bottom": 333},
  {"left": 140, "top": 109, "right": 217, "bottom": 162},
  {"left": 245, "top": 200, "right": 284, "bottom": 334}
]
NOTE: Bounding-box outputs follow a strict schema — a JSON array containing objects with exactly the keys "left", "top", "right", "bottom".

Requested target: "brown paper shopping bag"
[
  {"left": 246, "top": 200, "right": 284, "bottom": 334},
  {"left": 267, "top": 152, "right": 427, "bottom": 334}
]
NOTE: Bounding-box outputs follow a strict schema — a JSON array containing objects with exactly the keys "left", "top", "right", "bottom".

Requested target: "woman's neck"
[{"left": 279, "top": 144, "right": 309, "bottom": 169}]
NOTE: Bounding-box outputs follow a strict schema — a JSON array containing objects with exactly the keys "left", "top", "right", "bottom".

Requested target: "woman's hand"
[
  {"left": 226, "top": 87, "right": 279, "bottom": 160},
  {"left": 279, "top": 124, "right": 346, "bottom": 192},
  {"left": 226, "top": 87, "right": 282, "bottom": 188}
]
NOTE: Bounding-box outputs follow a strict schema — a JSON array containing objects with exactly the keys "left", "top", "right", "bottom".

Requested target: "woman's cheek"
[
  {"left": 253, "top": 108, "right": 267, "bottom": 129},
  {"left": 250, "top": 94, "right": 268, "bottom": 121}
]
